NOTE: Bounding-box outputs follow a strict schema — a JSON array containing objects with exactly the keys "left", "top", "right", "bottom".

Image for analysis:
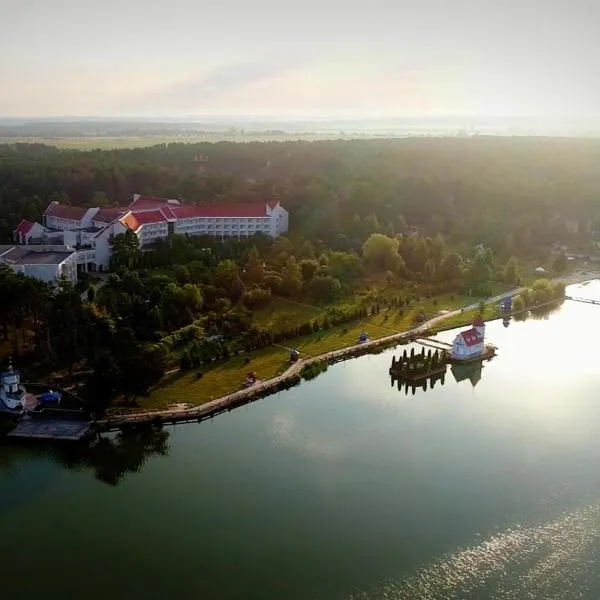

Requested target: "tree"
[
  {"left": 215, "top": 259, "right": 244, "bottom": 301},
  {"left": 174, "top": 265, "right": 191, "bottom": 285},
  {"left": 110, "top": 229, "right": 140, "bottom": 272},
  {"left": 439, "top": 252, "right": 462, "bottom": 280},
  {"left": 553, "top": 252, "right": 568, "bottom": 274},
  {"left": 47, "top": 277, "right": 86, "bottom": 374},
  {"left": 363, "top": 214, "right": 381, "bottom": 235},
  {"left": 467, "top": 252, "right": 492, "bottom": 288},
  {"left": 299, "top": 259, "right": 319, "bottom": 282},
  {"left": 362, "top": 234, "right": 400, "bottom": 272},
  {"left": 328, "top": 251, "right": 362, "bottom": 282},
  {"left": 121, "top": 343, "right": 168, "bottom": 400},
  {"left": 308, "top": 275, "right": 342, "bottom": 301},
  {"left": 430, "top": 233, "right": 445, "bottom": 262},
  {"left": 280, "top": 256, "right": 303, "bottom": 296},
  {"left": 504, "top": 257, "right": 518, "bottom": 284},
  {"left": 245, "top": 246, "right": 265, "bottom": 285}
]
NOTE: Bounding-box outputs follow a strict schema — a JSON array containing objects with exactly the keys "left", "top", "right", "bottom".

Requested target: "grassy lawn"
[
  {"left": 137, "top": 291, "right": 475, "bottom": 411},
  {"left": 140, "top": 345, "right": 290, "bottom": 410},
  {"left": 432, "top": 303, "right": 501, "bottom": 333},
  {"left": 253, "top": 297, "right": 323, "bottom": 331}
]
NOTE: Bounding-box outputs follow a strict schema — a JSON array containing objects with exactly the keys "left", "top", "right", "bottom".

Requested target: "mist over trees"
[{"left": 1, "top": 137, "right": 599, "bottom": 249}]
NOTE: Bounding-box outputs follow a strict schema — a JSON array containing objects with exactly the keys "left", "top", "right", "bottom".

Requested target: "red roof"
[
  {"left": 460, "top": 328, "right": 483, "bottom": 347},
  {"left": 129, "top": 195, "right": 176, "bottom": 210},
  {"left": 132, "top": 210, "right": 168, "bottom": 225},
  {"left": 171, "top": 203, "right": 267, "bottom": 218},
  {"left": 14, "top": 220, "right": 34, "bottom": 235},
  {"left": 160, "top": 205, "right": 178, "bottom": 220},
  {"left": 267, "top": 199, "right": 280, "bottom": 210},
  {"left": 46, "top": 203, "right": 88, "bottom": 221},
  {"left": 119, "top": 213, "right": 140, "bottom": 232},
  {"left": 93, "top": 207, "right": 128, "bottom": 223}
]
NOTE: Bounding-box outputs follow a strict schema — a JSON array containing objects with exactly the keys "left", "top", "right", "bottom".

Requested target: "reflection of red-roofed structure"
[{"left": 451, "top": 316, "right": 486, "bottom": 360}]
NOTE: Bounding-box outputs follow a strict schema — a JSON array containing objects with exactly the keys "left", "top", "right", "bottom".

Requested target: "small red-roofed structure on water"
[{"left": 450, "top": 315, "right": 495, "bottom": 361}]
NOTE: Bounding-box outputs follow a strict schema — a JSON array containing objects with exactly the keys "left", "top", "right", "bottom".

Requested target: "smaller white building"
[
  {"left": 0, "top": 245, "right": 78, "bottom": 285},
  {"left": 451, "top": 316, "right": 485, "bottom": 361}
]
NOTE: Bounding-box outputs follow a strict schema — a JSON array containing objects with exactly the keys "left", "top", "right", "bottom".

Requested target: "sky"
[{"left": 1, "top": 0, "right": 599, "bottom": 119}]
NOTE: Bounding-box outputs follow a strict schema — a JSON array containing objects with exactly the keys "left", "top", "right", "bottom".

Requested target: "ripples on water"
[{"left": 350, "top": 505, "right": 600, "bottom": 600}]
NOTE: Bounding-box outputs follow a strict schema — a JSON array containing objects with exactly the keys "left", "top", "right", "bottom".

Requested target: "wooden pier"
[
  {"left": 413, "top": 337, "right": 453, "bottom": 351},
  {"left": 566, "top": 296, "right": 600, "bottom": 305},
  {"left": 7, "top": 416, "right": 92, "bottom": 441}
]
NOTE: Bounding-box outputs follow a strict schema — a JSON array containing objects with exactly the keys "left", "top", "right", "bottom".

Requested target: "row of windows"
[
  {"left": 177, "top": 217, "right": 270, "bottom": 225},
  {"left": 175, "top": 224, "right": 269, "bottom": 232}
]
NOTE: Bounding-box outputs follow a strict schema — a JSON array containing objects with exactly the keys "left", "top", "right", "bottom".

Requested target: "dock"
[
  {"left": 7, "top": 417, "right": 92, "bottom": 441},
  {"left": 566, "top": 296, "right": 600, "bottom": 305}
]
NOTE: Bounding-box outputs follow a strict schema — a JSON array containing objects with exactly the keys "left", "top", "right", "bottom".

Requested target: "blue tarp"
[{"left": 38, "top": 391, "right": 61, "bottom": 404}]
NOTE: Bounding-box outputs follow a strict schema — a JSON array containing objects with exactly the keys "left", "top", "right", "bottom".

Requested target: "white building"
[
  {"left": 0, "top": 245, "right": 78, "bottom": 284},
  {"left": 14, "top": 220, "right": 46, "bottom": 244},
  {"left": 0, "top": 361, "right": 25, "bottom": 412},
  {"left": 14, "top": 194, "right": 289, "bottom": 272},
  {"left": 451, "top": 316, "right": 485, "bottom": 361}
]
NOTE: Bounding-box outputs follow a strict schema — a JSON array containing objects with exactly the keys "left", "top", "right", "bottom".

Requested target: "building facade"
[
  {"left": 451, "top": 316, "right": 486, "bottom": 360},
  {"left": 14, "top": 194, "right": 289, "bottom": 273},
  {"left": 0, "top": 245, "right": 78, "bottom": 284}
]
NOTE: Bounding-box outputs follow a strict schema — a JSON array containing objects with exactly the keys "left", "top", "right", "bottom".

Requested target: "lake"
[{"left": 2, "top": 282, "right": 600, "bottom": 600}]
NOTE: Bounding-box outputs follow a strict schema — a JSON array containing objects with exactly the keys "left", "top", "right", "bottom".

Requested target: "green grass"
[
  {"left": 136, "top": 291, "right": 474, "bottom": 411},
  {"left": 432, "top": 303, "right": 501, "bottom": 333},
  {"left": 139, "top": 345, "right": 290, "bottom": 411},
  {"left": 253, "top": 297, "right": 323, "bottom": 332}
]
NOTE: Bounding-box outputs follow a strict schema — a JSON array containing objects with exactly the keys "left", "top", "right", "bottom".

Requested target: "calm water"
[{"left": 3, "top": 282, "right": 600, "bottom": 600}]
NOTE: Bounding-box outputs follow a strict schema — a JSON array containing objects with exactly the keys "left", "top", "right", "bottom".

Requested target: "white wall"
[
  {"left": 62, "top": 230, "right": 78, "bottom": 248},
  {"left": 12, "top": 263, "right": 61, "bottom": 284},
  {"left": 269, "top": 205, "right": 289, "bottom": 237}
]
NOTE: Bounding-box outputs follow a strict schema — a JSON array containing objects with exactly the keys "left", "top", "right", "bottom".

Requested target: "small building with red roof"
[
  {"left": 13, "top": 220, "right": 45, "bottom": 244},
  {"left": 451, "top": 316, "right": 486, "bottom": 360}
]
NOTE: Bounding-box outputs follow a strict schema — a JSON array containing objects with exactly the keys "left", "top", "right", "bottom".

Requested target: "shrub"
[{"left": 242, "top": 287, "right": 272, "bottom": 309}]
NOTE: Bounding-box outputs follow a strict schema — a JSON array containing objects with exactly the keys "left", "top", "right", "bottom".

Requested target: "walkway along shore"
[{"left": 95, "top": 272, "right": 598, "bottom": 432}]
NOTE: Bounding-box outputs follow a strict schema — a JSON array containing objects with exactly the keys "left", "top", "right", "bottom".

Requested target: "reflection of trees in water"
[
  {"left": 391, "top": 370, "right": 446, "bottom": 395},
  {"left": 513, "top": 300, "right": 564, "bottom": 322},
  {"left": 56, "top": 427, "right": 170, "bottom": 486},
  {"left": 0, "top": 441, "right": 37, "bottom": 472},
  {"left": 391, "top": 360, "right": 485, "bottom": 394}
]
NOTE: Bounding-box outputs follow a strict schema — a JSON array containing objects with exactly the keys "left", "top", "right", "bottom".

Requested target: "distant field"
[{"left": 0, "top": 132, "right": 365, "bottom": 150}]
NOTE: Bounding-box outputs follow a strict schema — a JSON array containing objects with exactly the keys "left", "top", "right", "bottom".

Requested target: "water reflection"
[
  {"left": 0, "top": 426, "right": 170, "bottom": 486},
  {"left": 390, "top": 361, "right": 486, "bottom": 395},
  {"left": 390, "top": 369, "right": 446, "bottom": 395},
  {"left": 450, "top": 361, "right": 483, "bottom": 388}
]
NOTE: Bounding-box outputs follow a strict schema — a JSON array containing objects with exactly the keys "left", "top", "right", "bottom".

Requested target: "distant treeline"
[{"left": 1, "top": 137, "right": 600, "bottom": 252}]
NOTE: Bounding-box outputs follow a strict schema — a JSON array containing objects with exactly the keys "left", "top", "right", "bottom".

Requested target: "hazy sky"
[{"left": 1, "top": 0, "right": 599, "bottom": 118}]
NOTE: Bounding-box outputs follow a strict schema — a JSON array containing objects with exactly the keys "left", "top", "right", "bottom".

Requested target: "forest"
[{"left": 0, "top": 137, "right": 597, "bottom": 409}]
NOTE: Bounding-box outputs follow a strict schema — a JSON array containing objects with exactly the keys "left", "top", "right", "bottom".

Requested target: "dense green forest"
[
  {"left": 2, "top": 137, "right": 600, "bottom": 248},
  {"left": 0, "top": 138, "right": 596, "bottom": 409}
]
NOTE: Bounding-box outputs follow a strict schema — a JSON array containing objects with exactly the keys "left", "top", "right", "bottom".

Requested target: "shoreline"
[{"left": 95, "top": 273, "right": 599, "bottom": 431}]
